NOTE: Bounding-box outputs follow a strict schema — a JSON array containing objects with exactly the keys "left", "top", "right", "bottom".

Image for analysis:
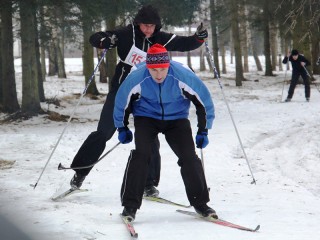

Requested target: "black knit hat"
[
  {"left": 133, "top": 5, "right": 162, "bottom": 28},
  {"left": 291, "top": 49, "right": 299, "bottom": 56}
]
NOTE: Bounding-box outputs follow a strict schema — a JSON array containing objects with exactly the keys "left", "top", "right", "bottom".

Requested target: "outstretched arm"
[{"left": 89, "top": 31, "right": 118, "bottom": 49}]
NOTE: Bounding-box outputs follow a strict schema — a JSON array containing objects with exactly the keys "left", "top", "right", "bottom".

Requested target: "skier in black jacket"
[
  {"left": 69, "top": 5, "right": 208, "bottom": 197},
  {"left": 282, "top": 49, "right": 311, "bottom": 102}
]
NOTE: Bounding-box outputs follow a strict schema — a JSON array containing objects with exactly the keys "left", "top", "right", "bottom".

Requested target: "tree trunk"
[
  {"left": 284, "top": 38, "right": 290, "bottom": 71},
  {"left": 263, "top": 0, "right": 273, "bottom": 76},
  {"left": 278, "top": 54, "right": 283, "bottom": 71},
  {"left": 39, "top": 6, "right": 47, "bottom": 80},
  {"left": 270, "top": 22, "right": 277, "bottom": 71},
  {"left": 220, "top": 41, "right": 227, "bottom": 74},
  {"left": 230, "top": 28, "right": 234, "bottom": 64},
  {"left": 34, "top": 11, "right": 45, "bottom": 102},
  {"left": 187, "top": 25, "right": 192, "bottom": 69},
  {"left": 48, "top": 41, "right": 57, "bottom": 76},
  {"left": 1, "top": 1, "right": 20, "bottom": 112},
  {"left": 55, "top": 6, "right": 66, "bottom": 79},
  {"left": 40, "top": 46, "right": 46, "bottom": 79},
  {"left": 82, "top": 17, "right": 99, "bottom": 95},
  {"left": 210, "top": 0, "right": 220, "bottom": 76},
  {"left": 230, "top": 0, "right": 244, "bottom": 86},
  {"left": 249, "top": 26, "right": 263, "bottom": 71},
  {"left": 106, "top": 18, "right": 117, "bottom": 88},
  {"left": 97, "top": 49, "right": 108, "bottom": 83},
  {"left": 311, "top": 35, "right": 320, "bottom": 74},
  {"left": 239, "top": 0, "right": 249, "bottom": 73},
  {"left": 0, "top": 9, "right": 3, "bottom": 108},
  {"left": 199, "top": 45, "right": 206, "bottom": 71},
  {"left": 187, "top": 51, "right": 192, "bottom": 69},
  {"left": 20, "top": 0, "right": 41, "bottom": 114}
]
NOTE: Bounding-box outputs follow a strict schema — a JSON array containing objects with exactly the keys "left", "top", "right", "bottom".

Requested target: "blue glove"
[
  {"left": 195, "top": 130, "right": 209, "bottom": 149},
  {"left": 118, "top": 127, "right": 133, "bottom": 144}
]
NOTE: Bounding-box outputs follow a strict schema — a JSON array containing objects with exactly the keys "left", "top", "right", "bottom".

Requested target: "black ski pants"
[
  {"left": 287, "top": 70, "right": 310, "bottom": 99},
  {"left": 120, "top": 117, "right": 210, "bottom": 209},
  {"left": 70, "top": 85, "right": 161, "bottom": 188}
]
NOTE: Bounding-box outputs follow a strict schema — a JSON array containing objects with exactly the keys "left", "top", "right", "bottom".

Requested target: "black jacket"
[
  {"left": 282, "top": 54, "right": 310, "bottom": 73},
  {"left": 90, "top": 24, "right": 203, "bottom": 85}
]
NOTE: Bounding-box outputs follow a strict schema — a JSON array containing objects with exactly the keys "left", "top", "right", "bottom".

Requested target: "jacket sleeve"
[
  {"left": 113, "top": 79, "right": 133, "bottom": 128},
  {"left": 301, "top": 55, "right": 310, "bottom": 66},
  {"left": 157, "top": 31, "right": 203, "bottom": 52},
  {"left": 282, "top": 56, "right": 289, "bottom": 64},
  {"left": 192, "top": 80, "right": 215, "bottom": 131},
  {"left": 177, "top": 66, "right": 214, "bottom": 130}
]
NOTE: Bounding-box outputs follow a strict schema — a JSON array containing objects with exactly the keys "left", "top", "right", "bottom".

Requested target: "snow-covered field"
[{"left": 0, "top": 55, "right": 320, "bottom": 240}]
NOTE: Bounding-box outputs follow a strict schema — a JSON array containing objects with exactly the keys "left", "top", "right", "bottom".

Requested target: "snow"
[{"left": 1, "top": 55, "right": 320, "bottom": 240}]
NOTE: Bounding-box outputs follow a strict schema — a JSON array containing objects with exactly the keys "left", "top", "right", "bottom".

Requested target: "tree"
[
  {"left": 34, "top": 9, "right": 45, "bottom": 102},
  {"left": 105, "top": 18, "right": 117, "bottom": 89},
  {"left": 78, "top": 2, "right": 99, "bottom": 95},
  {"left": 0, "top": 9, "right": 3, "bottom": 109},
  {"left": 262, "top": 0, "right": 273, "bottom": 76},
  {"left": 19, "top": 0, "right": 41, "bottom": 114},
  {"left": 210, "top": 0, "right": 220, "bottom": 76},
  {"left": 1, "top": 0, "right": 20, "bottom": 113},
  {"left": 239, "top": 0, "right": 249, "bottom": 72},
  {"left": 229, "top": 0, "right": 245, "bottom": 86}
]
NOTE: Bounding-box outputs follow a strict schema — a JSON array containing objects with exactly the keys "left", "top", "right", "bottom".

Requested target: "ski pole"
[
  {"left": 303, "top": 65, "right": 311, "bottom": 78},
  {"left": 57, "top": 142, "right": 121, "bottom": 170},
  {"left": 303, "top": 65, "right": 320, "bottom": 94},
  {"left": 204, "top": 41, "right": 257, "bottom": 184},
  {"left": 200, "top": 148, "right": 210, "bottom": 192},
  {"left": 32, "top": 49, "right": 108, "bottom": 189}
]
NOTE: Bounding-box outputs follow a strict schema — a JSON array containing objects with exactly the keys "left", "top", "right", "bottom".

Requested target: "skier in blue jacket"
[{"left": 114, "top": 44, "right": 217, "bottom": 221}]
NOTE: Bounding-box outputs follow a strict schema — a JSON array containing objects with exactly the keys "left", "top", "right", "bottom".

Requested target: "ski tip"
[
  {"left": 57, "top": 163, "right": 64, "bottom": 170},
  {"left": 254, "top": 224, "right": 260, "bottom": 232}
]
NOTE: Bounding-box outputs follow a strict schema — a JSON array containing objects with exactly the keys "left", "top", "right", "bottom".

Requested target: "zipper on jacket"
[
  {"left": 119, "top": 67, "right": 125, "bottom": 85},
  {"left": 158, "top": 84, "right": 164, "bottom": 119},
  {"left": 143, "top": 38, "right": 146, "bottom": 51}
]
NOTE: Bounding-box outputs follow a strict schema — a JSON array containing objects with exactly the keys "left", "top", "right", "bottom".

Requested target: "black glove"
[
  {"left": 89, "top": 32, "right": 117, "bottom": 49},
  {"left": 195, "top": 23, "right": 208, "bottom": 41}
]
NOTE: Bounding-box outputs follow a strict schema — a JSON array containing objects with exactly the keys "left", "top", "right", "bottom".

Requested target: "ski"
[
  {"left": 176, "top": 209, "right": 260, "bottom": 232},
  {"left": 143, "top": 195, "right": 191, "bottom": 208},
  {"left": 51, "top": 188, "right": 88, "bottom": 201},
  {"left": 120, "top": 214, "right": 138, "bottom": 239}
]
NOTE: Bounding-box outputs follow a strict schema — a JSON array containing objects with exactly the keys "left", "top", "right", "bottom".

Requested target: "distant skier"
[
  {"left": 282, "top": 49, "right": 311, "bottom": 102},
  {"left": 114, "top": 44, "right": 217, "bottom": 221}
]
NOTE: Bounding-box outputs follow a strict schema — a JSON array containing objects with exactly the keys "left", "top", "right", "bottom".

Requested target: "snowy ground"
[{"left": 0, "top": 55, "right": 320, "bottom": 240}]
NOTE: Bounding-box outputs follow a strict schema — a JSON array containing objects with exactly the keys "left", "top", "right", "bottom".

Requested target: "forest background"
[{"left": 0, "top": 0, "right": 320, "bottom": 116}]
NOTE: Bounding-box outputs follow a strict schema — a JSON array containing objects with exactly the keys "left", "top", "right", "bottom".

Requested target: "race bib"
[{"left": 124, "top": 45, "right": 147, "bottom": 66}]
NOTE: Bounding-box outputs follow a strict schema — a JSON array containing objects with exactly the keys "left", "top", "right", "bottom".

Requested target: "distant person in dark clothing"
[
  {"left": 282, "top": 49, "right": 311, "bottom": 102},
  {"left": 69, "top": 5, "right": 208, "bottom": 197}
]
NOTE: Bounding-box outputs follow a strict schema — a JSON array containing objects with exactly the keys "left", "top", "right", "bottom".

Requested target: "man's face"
[
  {"left": 292, "top": 54, "right": 298, "bottom": 60},
  {"left": 148, "top": 67, "right": 169, "bottom": 83},
  {"left": 139, "top": 23, "right": 156, "bottom": 38}
]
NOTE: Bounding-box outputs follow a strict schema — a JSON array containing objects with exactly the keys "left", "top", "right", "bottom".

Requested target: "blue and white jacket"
[{"left": 113, "top": 61, "right": 215, "bottom": 131}]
